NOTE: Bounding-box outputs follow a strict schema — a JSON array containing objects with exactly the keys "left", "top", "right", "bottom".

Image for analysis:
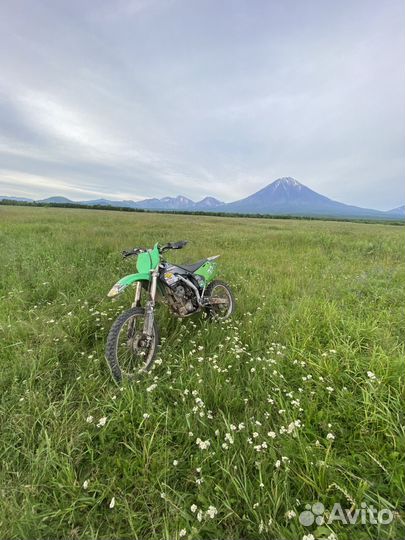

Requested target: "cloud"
[
  {"left": 0, "top": 0, "right": 403, "bottom": 209},
  {"left": 0, "top": 169, "right": 148, "bottom": 200}
]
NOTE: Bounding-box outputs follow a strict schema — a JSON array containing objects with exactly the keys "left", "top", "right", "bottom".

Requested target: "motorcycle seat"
[{"left": 177, "top": 259, "right": 208, "bottom": 273}]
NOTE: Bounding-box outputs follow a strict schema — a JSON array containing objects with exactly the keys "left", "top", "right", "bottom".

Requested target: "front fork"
[
  {"left": 132, "top": 282, "right": 142, "bottom": 308},
  {"left": 143, "top": 270, "right": 158, "bottom": 337}
]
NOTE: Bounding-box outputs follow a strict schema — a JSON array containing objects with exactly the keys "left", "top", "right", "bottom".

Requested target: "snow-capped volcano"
[{"left": 217, "top": 177, "right": 390, "bottom": 218}]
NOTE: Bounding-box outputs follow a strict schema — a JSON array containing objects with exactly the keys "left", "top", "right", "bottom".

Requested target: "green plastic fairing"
[
  {"left": 136, "top": 244, "right": 160, "bottom": 273},
  {"left": 108, "top": 244, "right": 161, "bottom": 297},
  {"left": 195, "top": 261, "right": 218, "bottom": 284},
  {"left": 118, "top": 273, "right": 150, "bottom": 287},
  {"left": 107, "top": 272, "right": 150, "bottom": 297}
]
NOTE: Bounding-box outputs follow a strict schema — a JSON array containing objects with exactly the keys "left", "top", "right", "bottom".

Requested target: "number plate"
[{"left": 164, "top": 272, "right": 179, "bottom": 286}]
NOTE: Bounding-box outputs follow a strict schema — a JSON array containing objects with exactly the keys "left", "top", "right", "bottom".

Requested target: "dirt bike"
[{"left": 105, "top": 241, "right": 235, "bottom": 382}]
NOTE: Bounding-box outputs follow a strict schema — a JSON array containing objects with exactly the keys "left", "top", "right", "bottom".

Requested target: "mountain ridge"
[{"left": 1, "top": 177, "right": 403, "bottom": 219}]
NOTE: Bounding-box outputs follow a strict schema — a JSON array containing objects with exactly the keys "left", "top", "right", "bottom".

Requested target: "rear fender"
[
  {"left": 107, "top": 272, "right": 150, "bottom": 297},
  {"left": 195, "top": 259, "right": 218, "bottom": 284}
]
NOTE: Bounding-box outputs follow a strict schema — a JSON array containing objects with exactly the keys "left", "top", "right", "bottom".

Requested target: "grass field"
[{"left": 0, "top": 206, "right": 404, "bottom": 540}]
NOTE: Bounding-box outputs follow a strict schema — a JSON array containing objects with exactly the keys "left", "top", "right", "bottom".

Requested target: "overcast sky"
[{"left": 0, "top": 0, "right": 403, "bottom": 209}]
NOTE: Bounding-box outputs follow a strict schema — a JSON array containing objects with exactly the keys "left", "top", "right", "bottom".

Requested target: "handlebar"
[
  {"left": 160, "top": 240, "right": 188, "bottom": 253},
  {"left": 122, "top": 241, "right": 187, "bottom": 258},
  {"left": 122, "top": 248, "right": 146, "bottom": 258}
]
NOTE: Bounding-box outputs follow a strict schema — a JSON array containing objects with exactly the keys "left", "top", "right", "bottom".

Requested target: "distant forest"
[{"left": 1, "top": 199, "right": 403, "bottom": 226}]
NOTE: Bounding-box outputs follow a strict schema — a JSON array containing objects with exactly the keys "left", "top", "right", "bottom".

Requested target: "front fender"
[{"left": 107, "top": 272, "right": 150, "bottom": 297}]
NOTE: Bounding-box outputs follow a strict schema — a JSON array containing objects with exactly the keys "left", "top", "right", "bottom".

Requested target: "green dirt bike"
[{"left": 105, "top": 241, "right": 235, "bottom": 382}]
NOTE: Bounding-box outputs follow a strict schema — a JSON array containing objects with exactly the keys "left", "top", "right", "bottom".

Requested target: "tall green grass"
[{"left": 0, "top": 206, "right": 404, "bottom": 539}]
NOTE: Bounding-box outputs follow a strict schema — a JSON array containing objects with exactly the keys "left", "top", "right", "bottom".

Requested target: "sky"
[{"left": 0, "top": 0, "right": 403, "bottom": 210}]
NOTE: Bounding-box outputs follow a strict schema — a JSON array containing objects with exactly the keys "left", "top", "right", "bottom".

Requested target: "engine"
[
  {"left": 169, "top": 282, "right": 198, "bottom": 317},
  {"left": 160, "top": 266, "right": 200, "bottom": 317}
]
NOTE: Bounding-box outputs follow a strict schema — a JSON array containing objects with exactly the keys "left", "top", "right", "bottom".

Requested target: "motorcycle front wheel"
[{"left": 105, "top": 307, "right": 159, "bottom": 383}]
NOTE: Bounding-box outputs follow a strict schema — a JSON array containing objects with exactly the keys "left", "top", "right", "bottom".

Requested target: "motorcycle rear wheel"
[{"left": 204, "top": 280, "right": 235, "bottom": 320}]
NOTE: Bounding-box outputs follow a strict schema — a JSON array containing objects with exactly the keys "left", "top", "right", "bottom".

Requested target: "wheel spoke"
[
  {"left": 208, "top": 284, "right": 232, "bottom": 319},
  {"left": 116, "top": 314, "right": 156, "bottom": 376}
]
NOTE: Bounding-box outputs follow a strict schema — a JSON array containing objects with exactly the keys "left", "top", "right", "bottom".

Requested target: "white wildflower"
[
  {"left": 196, "top": 438, "right": 210, "bottom": 450},
  {"left": 224, "top": 433, "right": 234, "bottom": 444},
  {"left": 97, "top": 416, "right": 107, "bottom": 427},
  {"left": 109, "top": 496, "right": 115, "bottom": 508},
  {"left": 86, "top": 416, "right": 94, "bottom": 423},
  {"left": 190, "top": 504, "right": 198, "bottom": 513},
  {"left": 82, "top": 480, "right": 89, "bottom": 489},
  {"left": 206, "top": 505, "right": 218, "bottom": 519},
  {"left": 326, "top": 432, "right": 335, "bottom": 441}
]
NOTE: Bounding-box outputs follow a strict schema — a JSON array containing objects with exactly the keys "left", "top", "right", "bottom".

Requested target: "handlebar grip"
[{"left": 171, "top": 240, "right": 188, "bottom": 249}]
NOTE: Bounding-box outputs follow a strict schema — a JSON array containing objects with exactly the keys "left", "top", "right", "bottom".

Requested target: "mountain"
[
  {"left": 79, "top": 198, "right": 136, "bottom": 208},
  {"left": 132, "top": 195, "right": 223, "bottom": 210},
  {"left": 0, "top": 195, "right": 33, "bottom": 202},
  {"left": 138, "top": 195, "right": 195, "bottom": 210},
  {"left": 386, "top": 205, "right": 405, "bottom": 217},
  {"left": 79, "top": 195, "right": 223, "bottom": 211},
  {"left": 1, "top": 179, "right": 402, "bottom": 220},
  {"left": 195, "top": 196, "right": 223, "bottom": 209},
  {"left": 217, "top": 177, "right": 392, "bottom": 218},
  {"left": 37, "top": 196, "right": 74, "bottom": 204}
]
